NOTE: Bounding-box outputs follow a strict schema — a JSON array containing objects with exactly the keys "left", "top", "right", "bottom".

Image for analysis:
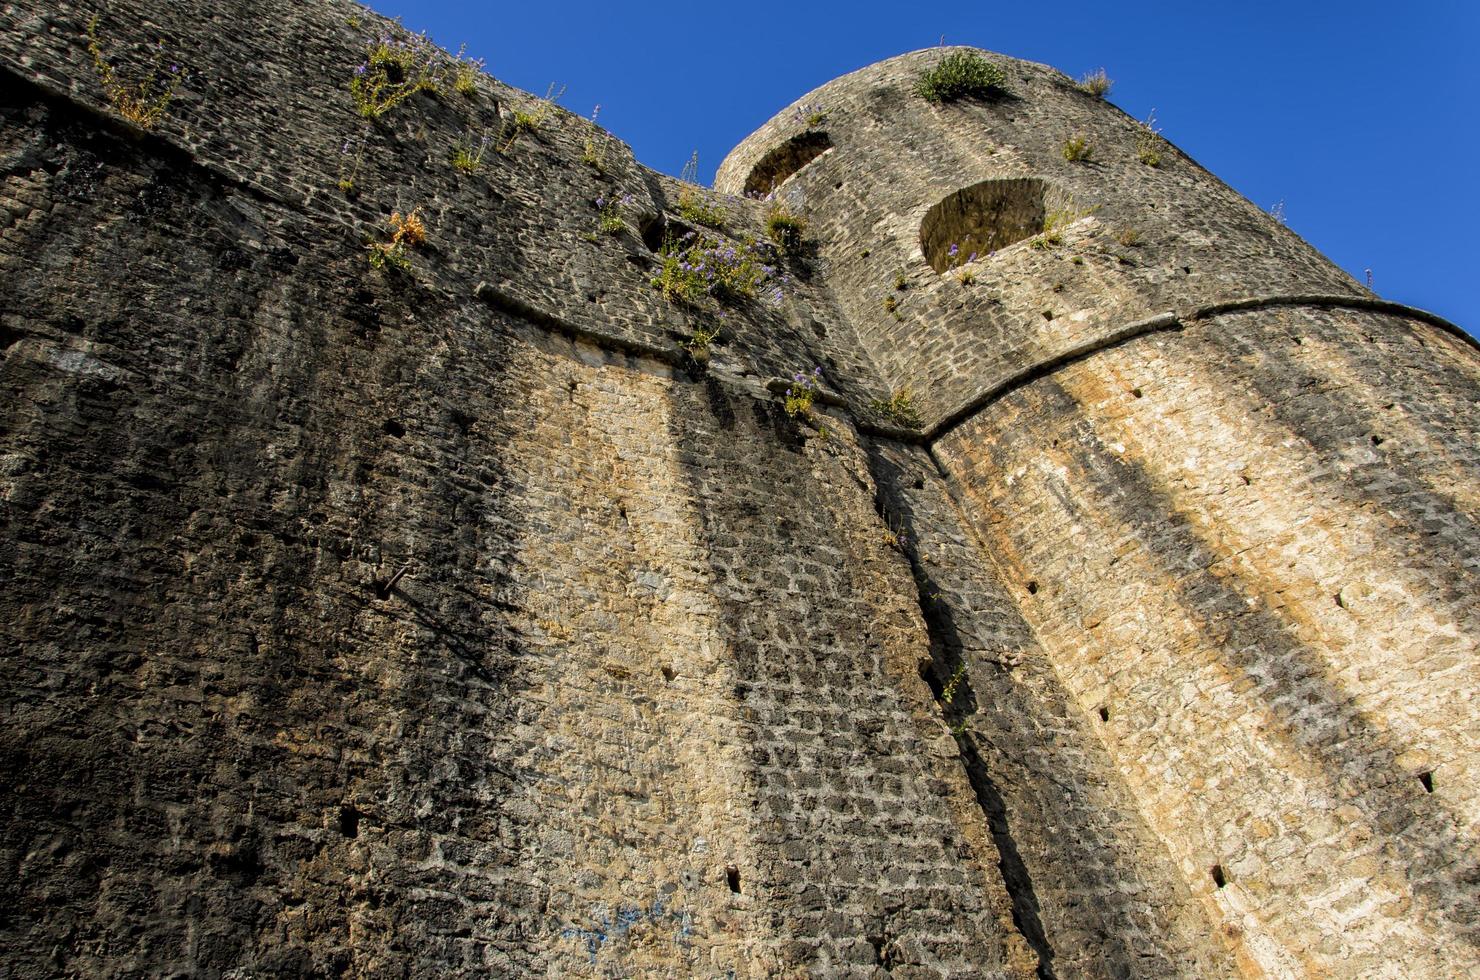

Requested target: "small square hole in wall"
[
  {"left": 725, "top": 863, "right": 741, "bottom": 893},
  {"left": 1211, "top": 864, "right": 1227, "bottom": 889},
  {"left": 1418, "top": 772, "right": 1434, "bottom": 793}
]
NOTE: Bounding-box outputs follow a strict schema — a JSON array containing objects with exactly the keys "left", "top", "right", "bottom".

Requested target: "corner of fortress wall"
[{"left": 1, "top": 4, "right": 1477, "bottom": 976}]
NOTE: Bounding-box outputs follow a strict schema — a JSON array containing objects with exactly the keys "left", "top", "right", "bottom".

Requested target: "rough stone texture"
[
  {"left": 1, "top": 2, "right": 1477, "bottom": 977},
  {"left": 933, "top": 305, "right": 1480, "bottom": 977}
]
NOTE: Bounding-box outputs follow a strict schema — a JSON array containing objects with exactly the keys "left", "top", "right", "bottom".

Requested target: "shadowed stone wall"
[{"left": 2, "top": 2, "right": 1476, "bottom": 977}]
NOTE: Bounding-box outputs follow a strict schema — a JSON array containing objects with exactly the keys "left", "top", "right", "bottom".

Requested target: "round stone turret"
[
  {"left": 718, "top": 47, "right": 1365, "bottom": 423},
  {"left": 724, "top": 47, "right": 1480, "bottom": 979}
]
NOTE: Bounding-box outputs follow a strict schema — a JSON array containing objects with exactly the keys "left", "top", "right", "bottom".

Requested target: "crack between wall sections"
[
  {"left": 953, "top": 733, "right": 1058, "bottom": 980},
  {"left": 870, "top": 471, "right": 1057, "bottom": 979}
]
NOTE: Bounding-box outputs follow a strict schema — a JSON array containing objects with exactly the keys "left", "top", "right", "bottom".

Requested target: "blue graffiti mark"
[
  {"left": 561, "top": 891, "right": 696, "bottom": 963},
  {"left": 560, "top": 924, "right": 606, "bottom": 964},
  {"left": 556, "top": 929, "right": 603, "bottom": 965},
  {"left": 614, "top": 904, "right": 644, "bottom": 933},
  {"left": 672, "top": 908, "right": 695, "bottom": 947}
]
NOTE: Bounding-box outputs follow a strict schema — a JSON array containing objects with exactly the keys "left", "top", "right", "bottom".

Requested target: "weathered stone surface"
[{"left": 1, "top": 2, "right": 1476, "bottom": 977}]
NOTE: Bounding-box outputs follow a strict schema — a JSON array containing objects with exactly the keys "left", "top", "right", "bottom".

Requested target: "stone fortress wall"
[{"left": 1, "top": 0, "right": 1475, "bottom": 976}]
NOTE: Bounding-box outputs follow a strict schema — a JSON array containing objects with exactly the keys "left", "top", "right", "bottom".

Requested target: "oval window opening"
[
  {"left": 920, "top": 177, "right": 1048, "bottom": 273},
  {"left": 744, "top": 132, "right": 833, "bottom": 197}
]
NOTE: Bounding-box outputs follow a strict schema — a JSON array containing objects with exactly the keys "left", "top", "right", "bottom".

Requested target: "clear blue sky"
[{"left": 366, "top": 0, "right": 1477, "bottom": 331}]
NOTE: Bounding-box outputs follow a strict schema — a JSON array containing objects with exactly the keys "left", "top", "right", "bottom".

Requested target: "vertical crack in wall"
[{"left": 870, "top": 448, "right": 1058, "bottom": 979}]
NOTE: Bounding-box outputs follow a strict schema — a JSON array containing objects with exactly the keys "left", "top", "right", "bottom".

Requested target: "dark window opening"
[
  {"left": 725, "top": 863, "right": 741, "bottom": 893},
  {"left": 920, "top": 177, "right": 1048, "bottom": 273},
  {"left": 743, "top": 131, "right": 834, "bottom": 197},
  {"left": 1097, "top": 706, "right": 1109, "bottom": 722},
  {"left": 1418, "top": 771, "right": 1434, "bottom": 793},
  {"left": 640, "top": 214, "right": 696, "bottom": 254},
  {"left": 1211, "top": 864, "right": 1227, "bottom": 889}
]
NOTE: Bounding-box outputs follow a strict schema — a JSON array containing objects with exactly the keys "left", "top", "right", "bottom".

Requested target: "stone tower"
[{"left": 1, "top": 1, "right": 1475, "bottom": 977}]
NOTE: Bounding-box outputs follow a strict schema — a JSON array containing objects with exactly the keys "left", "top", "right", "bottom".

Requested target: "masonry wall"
[
  {"left": 931, "top": 305, "right": 1480, "bottom": 976},
  {"left": 0, "top": 46, "right": 1047, "bottom": 977},
  {"left": 3, "top": 1, "right": 1478, "bottom": 977},
  {"left": 718, "top": 45, "right": 1480, "bottom": 977}
]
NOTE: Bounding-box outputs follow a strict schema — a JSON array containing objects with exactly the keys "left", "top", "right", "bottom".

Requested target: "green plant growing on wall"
[
  {"left": 882, "top": 294, "right": 903, "bottom": 320},
  {"left": 1030, "top": 201, "right": 1095, "bottom": 249},
  {"left": 366, "top": 207, "right": 426, "bottom": 272},
  {"left": 765, "top": 204, "right": 807, "bottom": 254},
  {"left": 581, "top": 105, "right": 609, "bottom": 171},
  {"left": 1061, "top": 135, "right": 1093, "bottom": 162},
  {"left": 349, "top": 31, "right": 447, "bottom": 120},
  {"left": 793, "top": 101, "right": 828, "bottom": 127},
  {"left": 497, "top": 83, "right": 565, "bottom": 153},
  {"left": 595, "top": 193, "right": 634, "bottom": 235},
  {"left": 1076, "top": 68, "right": 1112, "bottom": 98},
  {"left": 651, "top": 232, "right": 784, "bottom": 307},
  {"left": 870, "top": 388, "right": 922, "bottom": 429},
  {"left": 85, "top": 16, "right": 184, "bottom": 130},
  {"left": 916, "top": 50, "right": 1006, "bottom": 103},
  {"left": 940, "top": 663, "right": 967, "bottom": 704},
  {"left": 337, "top": 134, "right": 366, "bottom": 196},
  {"left": 677, "top": 191, "right": 727, "bottom": 229},
  {"left": 675, "top": 152, "right": 727, "bottom": 229},
  {"left": 450, "top": 130, "right": 490, "bottom": 173},
  {"left": 1135, "top": 109, "right": 1165, "bottom": 167},
  {"left": 784, "top": 367, "right": 823, "bottom": 418},
  {"left": 451, "top": 44, "right": 483, "bottom": 96},
  {"left": 681, "top": 324, "right": 721, "bottom": 363}
]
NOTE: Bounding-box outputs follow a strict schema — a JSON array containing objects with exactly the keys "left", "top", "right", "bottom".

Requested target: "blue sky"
[{"left": 366, "top": 1, "right": 1477, "bottom": 331}]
